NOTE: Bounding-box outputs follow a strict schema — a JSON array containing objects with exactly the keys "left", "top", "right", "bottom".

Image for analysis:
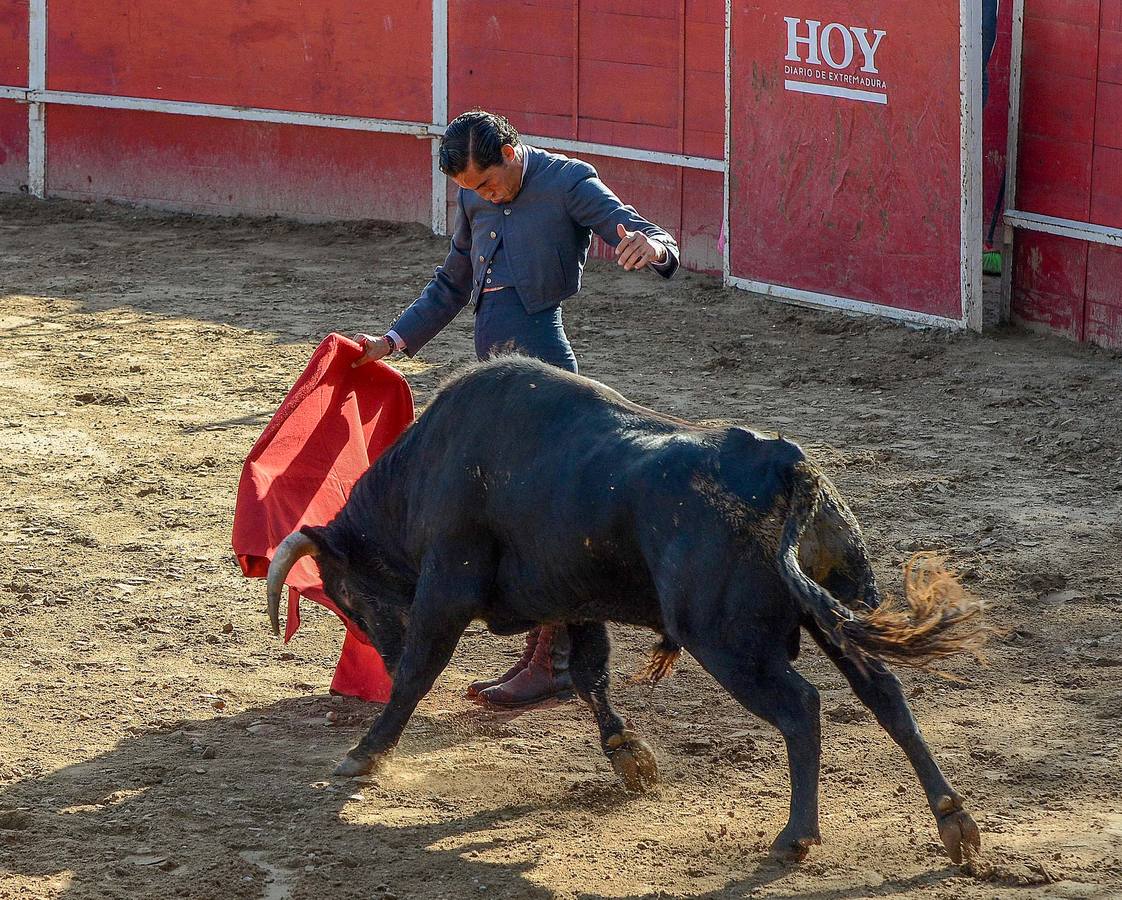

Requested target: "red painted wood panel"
[
  {"left": 1019, "top": 70, "right": 1097, "bottom": 144},
  {"left": 583, "top": 0, "right": 678, "bottom": 18},
  {"left": 684, "top": 68, "right": 724, "bottom": 158},
  {"left": 684, "top": 4, "right": 724, "bottom": 158},
  {"left": 0, "top": 99, "right": 28, "bottom": 191},
  {"left": 1102, "top": 28, "right": 1122, "bottom": 83},
  {"left": 1023, "top": 14, "right": 1099, "bottom": 79},
  {"left": 578, "top": 12, "right": 680, "bottom": 151},
  {"left": 1085, "top": 300, "right": 1122, "bottom": 346},
  {"left": 581, "top": 12, "right": 679, "bottom": 67},
  {"left": 1025, "top": 0, "right": 1099, "bottom": 26},
  {"left": 1086, "top": 243, "right": 1122, "bottom": 306},
  {"left": 46, "top": 106, "right": 431, "bottom": 223},
  {"left": 1018, "top": 134, "right": 1093, "bottom": 221},
  {"left": 448, "top": 0, "right": 576, "bottom": 140},
  {"left": 679, "top": 167, "right": 723, "bottom": 274},
  {"left": 1096, "top": 81, "right": 1122, "bottom": 148},
  {"left": 0, "top": 0, "right": 28, "bottom": 86},
  {"left": 687, "top": 0, "right": 724, "bottom": 25},
  {"left": 1011, "top": 232, "right": 1088, "bottom": 340},
  {"left": 1090, "top": 145, "right": 1122, "bottom": 227},
  {"left": 47, "top": 1, "right": 432, "bottom": 121},
  {"left": 729, "top": 0, "right": 963, "bottom": 318},
  {"left": 1085, "top": 244, "right": 1122, "bottom": 348}
]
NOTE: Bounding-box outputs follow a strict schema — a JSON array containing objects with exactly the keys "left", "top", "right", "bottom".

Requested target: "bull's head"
[{"left": 265, "top": 526, "right": 408, "bottom": 673}]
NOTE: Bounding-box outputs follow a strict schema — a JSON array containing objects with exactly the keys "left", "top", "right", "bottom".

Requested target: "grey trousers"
[{"left": 473, "top": 286, "right": 579, "bottom": 374}]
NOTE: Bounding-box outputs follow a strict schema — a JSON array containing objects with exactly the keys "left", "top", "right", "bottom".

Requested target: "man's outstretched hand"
[{"left": 615, "top": 223, "right": 667, "bottom": 271}]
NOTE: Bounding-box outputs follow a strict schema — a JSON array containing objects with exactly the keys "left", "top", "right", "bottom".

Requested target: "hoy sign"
[{"left": 783, "top": 17, "right": 889, "bottom": 105}]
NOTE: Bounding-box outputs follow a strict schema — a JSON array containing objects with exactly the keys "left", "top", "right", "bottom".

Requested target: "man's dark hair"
[{"left": 439, "top": 110, "right": 521, "bottom": 177}]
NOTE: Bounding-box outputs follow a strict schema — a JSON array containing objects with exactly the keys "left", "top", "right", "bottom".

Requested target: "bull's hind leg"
[
  {"left": 568, "top": 622, "right": 659, "bottom": 792},
  {"left": 809, "top": 633, "right": 980, "bottom": 864},
  {"left": 688, "top": 636, "right": 823, "bottom": 862}
]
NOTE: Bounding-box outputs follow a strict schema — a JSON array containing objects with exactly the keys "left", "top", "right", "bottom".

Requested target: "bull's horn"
[{"left": 266, "top": 531, "right": 318, "bottom": 637}]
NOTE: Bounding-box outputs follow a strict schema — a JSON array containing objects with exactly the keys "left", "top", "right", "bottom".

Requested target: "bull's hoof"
[
  {"left": 606, "top": 732, "right": 659, "bottom": 792},
  {"left": 936, "top": 794, "right": 980, "bottom": 864},
  {"left": 768, "top": 827, "right": 820, "bottom": 864},
  {"left": 332, "top": 750, "right": 387, "bottom": 778}
]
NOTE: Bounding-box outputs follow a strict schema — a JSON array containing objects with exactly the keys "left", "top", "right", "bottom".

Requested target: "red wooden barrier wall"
[
  {"left": 726, "top": 0, "right": 977, "bottom": 324},
  {"left": 46, "top": 108, "right": 432, "bottom": 221},
  {"left": 0, "top": 0, "right": 726, "bottom": 275},
  {"left": 47, "top": 1, "right": 432, "bottom": 120},
  {"left": 5, "top": 0, "right": 1110, "bottom": 336},
  {"left": 1012, "top": 0, "right": 1122, "bottom": 348}
]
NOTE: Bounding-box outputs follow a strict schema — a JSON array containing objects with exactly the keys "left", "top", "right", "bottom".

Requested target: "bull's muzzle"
[{"left": 266, "top": 531, "right": 318, "bottom": 636}]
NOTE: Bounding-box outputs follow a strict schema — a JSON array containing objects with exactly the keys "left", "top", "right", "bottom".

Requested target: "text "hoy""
[{"left": 784, "top": 18, "right": 886, "bottom": 73}]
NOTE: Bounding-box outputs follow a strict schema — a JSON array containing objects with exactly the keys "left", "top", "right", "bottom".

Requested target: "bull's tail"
[
  {"left": 630, "top": 635, "right": 683, "bottom": 684},
  {"left": 778, "top": 462, "right": 989, "bottom": 670}
]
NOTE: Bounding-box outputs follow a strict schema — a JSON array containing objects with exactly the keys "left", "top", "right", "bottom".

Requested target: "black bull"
[{"left": 266, "top": 357, "right": 987, "bottom": 863}]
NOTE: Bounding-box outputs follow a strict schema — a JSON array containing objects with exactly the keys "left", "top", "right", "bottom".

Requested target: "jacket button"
[
  {"left": 478, "top": 255, "right": 484, "bottom": 262},
  {"left": 490, "top": 231, "right": 497, "bottom": 239},
  {"left": 503, "top": 209, "right": 511, "bottom": 216}
]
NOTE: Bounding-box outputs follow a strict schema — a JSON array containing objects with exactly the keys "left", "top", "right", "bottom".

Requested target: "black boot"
[{"left": 475, "top": 625, "right": 574, "bottom": 710}]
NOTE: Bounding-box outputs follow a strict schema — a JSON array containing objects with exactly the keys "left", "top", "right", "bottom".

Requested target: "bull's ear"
[{"left": 298, "top": 525, "right": 343, "bottom": 563}]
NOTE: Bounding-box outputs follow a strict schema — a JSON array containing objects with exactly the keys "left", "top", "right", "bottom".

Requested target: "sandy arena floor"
[{"left": 1, "top": 195, "right": 1121, "bottom": 899}]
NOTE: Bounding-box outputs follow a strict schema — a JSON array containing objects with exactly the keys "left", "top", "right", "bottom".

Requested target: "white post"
[
  {"left": 960, "top": 0, "right": 984, "bottom": 330},
  {"left": 430, "top": 0, "right": 449, "bottom": 235},
  {"left": 722, "top": 0, "right": 731, "bottom": 284},
  {"left": 1001, "top": 0, "right": 1025, "bottom": 321},
  {"left": 28, "top": 0, "right": 47, "bottom": 198}
]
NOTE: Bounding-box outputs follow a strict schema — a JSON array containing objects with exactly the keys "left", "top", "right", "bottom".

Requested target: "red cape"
[{"left": 232, "top": 334, "right": 414, "bottom": 702}]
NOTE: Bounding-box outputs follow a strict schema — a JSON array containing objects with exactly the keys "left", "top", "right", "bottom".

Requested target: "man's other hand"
[
  {"left": 615, "top": 223, "right": 667, "bottom": 271},
  {"left": 351, "top": 333, "right": 392, "bottom": 368}
]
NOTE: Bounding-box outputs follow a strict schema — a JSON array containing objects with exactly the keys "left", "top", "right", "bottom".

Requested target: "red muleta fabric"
[{"left": 232, "top": 334, "right": 414, "bottom": 702}]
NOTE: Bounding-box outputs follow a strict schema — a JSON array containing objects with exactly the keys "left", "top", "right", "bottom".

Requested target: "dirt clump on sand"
[{"left": 1, "top": 195, "right": 1121, "bottom": 899}]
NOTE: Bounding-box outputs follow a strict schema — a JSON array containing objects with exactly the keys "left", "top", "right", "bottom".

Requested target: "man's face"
[{"left": 452, "top": 144, "right": 522, "bottom": 205}]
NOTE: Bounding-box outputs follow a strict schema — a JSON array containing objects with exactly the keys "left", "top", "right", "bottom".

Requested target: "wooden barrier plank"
[
  {"left": 0, "top": 0, "right": 28, "bottom": 86},
  {"left": 0, "top": 99, "right": 28, "bottom": 191},
  {"left": 47, "top": 0, "right": 432, "bottom": 121},
  {"left": 46, "top": 106, "right": 431, "bottom": 223}
]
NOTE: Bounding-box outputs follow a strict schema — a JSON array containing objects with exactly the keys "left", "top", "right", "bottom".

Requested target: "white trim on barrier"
[
  {"left": 1004, "top": 209, "right": 1122, "bottom": 247},
  {"left": 430, "top": 0, "right": 449, "bottom": 235},
  {"left": 0, "top": 86, "right": 727, "bottom": 176},
  {"left": 23, "top": 90, "right": 433, "bottom": 135},
  {"left": 960, "top": 0, "right": 983, "bottom": 331},
  {"left": 0, "top": 86, "right": 27, "bottom": 101},
  {"left": 28, "top": 0, "right": 47, "bottom": 198},
  {"left": 726, "top": 276, "right": 968, "bottom": 330}
]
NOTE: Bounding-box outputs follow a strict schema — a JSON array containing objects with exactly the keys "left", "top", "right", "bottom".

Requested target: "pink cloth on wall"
[{"left": 232, "top": 334, "right": 414, "bottom": 702}]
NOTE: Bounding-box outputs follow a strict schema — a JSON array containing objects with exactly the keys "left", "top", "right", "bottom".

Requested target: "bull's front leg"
[
  {"left": 568, "top": 622, "right": 659, "bottom": 792},
  {"left": 334, "top": 553, "right": 480, "bottom": 777}
]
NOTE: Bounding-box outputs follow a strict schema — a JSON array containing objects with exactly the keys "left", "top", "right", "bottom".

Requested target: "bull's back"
[{"left": 387, "top": 359, "right": 805, "bottom": 617}]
